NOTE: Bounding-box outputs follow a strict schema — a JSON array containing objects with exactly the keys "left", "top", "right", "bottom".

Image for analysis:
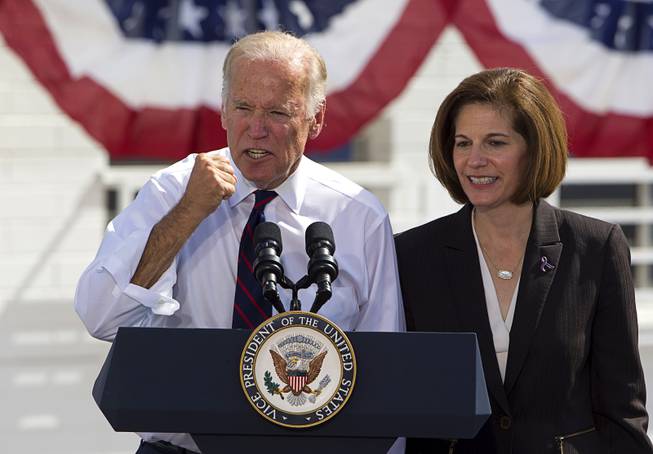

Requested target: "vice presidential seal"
[{"left": 239, "top": 311, "right": 356, "bottom": 428}]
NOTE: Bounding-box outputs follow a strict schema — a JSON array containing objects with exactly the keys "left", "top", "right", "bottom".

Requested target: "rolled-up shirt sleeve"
[{"left": 74, "top": 172, "right": 184, "bottom": 341}]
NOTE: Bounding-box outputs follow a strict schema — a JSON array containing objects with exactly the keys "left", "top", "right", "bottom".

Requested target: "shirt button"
[{"left": 499, "top": 415, "right": 512, "bottom": 430}]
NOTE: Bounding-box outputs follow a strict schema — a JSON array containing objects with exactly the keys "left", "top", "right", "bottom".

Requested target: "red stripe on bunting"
[
  {"left": 0, "top": 0, "right": 450, "bottom": 160},
  {"left": 0, "top": 0, "right": 227, "bottom": 160},
  {"left": 309, "top": 0, "right": 452, "bottom": 153},
  {"left": 452, "top": 0, "right": 653, "bottom": 160}
]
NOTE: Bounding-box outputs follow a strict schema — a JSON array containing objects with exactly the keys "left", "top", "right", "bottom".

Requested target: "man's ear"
[
  {"left": 220, "top": 105, "right": 227, "bottom": 130},
  {"left": 309, "top": 102, "right": 326, "bottom": 139}
]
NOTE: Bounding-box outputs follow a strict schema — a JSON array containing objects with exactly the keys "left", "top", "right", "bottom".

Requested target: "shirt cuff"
[
  {"left": 123, "top": 283, "right": 180, "bottom": 316},
  {"left": 98, "top": 229, "right": 180, "bottom": 316}
]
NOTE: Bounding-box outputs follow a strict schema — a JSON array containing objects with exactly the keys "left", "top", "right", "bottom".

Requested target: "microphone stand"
[
  {"left": 309, "top": 291, "right": 331, "bottom": 314},
  {"left": 274, "top": 275, "right": 312, "bottom": 312},
  {"left": 263, "top": 288, "right": 286, "bottom": 315},
  {"left": 270, "top": 275, "right": 330, "bottom": 313}
]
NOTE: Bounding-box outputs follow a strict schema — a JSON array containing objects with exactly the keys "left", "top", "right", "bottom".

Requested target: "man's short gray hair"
[{"left": 222, "top": 31, "right": 327, "bottom": 118}]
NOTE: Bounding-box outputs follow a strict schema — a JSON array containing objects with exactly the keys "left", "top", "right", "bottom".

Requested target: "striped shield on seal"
[{"left": 288, "top": 373, "right": 308, "bottom": 394}]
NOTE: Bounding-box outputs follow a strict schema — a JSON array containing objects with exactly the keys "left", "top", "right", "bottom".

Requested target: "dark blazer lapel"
[
  {"left": 444, "top": 205, "right": 511, "bottom": 415},
  {"left": 504, "top": 200, "right": 562, "bottom": 395}
]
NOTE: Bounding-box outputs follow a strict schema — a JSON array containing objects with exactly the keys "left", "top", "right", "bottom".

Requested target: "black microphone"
[
  {"left": 305, "top": 222, "right": 338, "bottom": 311},
  {"left": 253, "top": 222, "right": 285, "bottom": 314}
]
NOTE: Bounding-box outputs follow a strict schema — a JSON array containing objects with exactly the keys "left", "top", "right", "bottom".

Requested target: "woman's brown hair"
[{"left": 429, "top": 67, "right": 568, "bottom": 204}]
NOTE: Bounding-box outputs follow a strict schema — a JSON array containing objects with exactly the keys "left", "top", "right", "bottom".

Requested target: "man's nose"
[{"left": 247, "top": 112, "right": 268, "bottom": 139}]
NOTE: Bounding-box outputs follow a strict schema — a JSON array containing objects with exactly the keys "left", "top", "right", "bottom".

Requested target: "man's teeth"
[
  {"left": 247, "top": 149, "right": 268, "bottom": 159},
  {"left": 469, "top": 176, "right": 497, "bottom": 184}
]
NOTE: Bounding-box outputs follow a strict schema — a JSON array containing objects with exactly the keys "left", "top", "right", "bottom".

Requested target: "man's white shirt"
[{"left": 74, "top": 148, "right": 405, "bottom": 452}]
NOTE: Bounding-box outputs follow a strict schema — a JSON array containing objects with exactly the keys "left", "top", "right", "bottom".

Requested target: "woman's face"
[{"left": 452, "top": 103, "right": 529, "bottom": 212}]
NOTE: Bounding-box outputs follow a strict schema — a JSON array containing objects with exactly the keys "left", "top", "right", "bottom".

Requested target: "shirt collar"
[{"left": 227, "top": 150, "right": 306, "bottom": 214}]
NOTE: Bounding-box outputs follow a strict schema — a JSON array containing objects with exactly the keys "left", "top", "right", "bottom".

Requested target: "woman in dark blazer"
[{"left": 395, "top": 68, "right": 652, "bottom": 454}]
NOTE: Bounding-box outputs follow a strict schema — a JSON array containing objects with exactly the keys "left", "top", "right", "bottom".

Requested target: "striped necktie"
[{"left": 232, "top": 190, "right": 278, "bottom": 329}]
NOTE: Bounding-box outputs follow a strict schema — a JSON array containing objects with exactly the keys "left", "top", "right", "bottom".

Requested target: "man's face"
[{"left": 221, "top": 58, "right": 325, "bottom": 189}]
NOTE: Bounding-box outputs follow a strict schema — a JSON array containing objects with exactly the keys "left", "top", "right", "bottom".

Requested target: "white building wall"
[
  {"left": 0, "top": 32, "right": 140, "bottom": 454},
  {"left": 0, "top": 32, "right": 108, "bottom": 311}
]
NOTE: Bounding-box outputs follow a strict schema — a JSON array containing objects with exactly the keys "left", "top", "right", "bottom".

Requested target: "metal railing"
[{"left": 102, "top": 156, "right": 653, "bottom": 302}]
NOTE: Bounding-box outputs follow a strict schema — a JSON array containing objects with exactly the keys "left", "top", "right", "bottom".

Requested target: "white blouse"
[{"left": 472, "top": 215, "right": 519, "bottom": 383}]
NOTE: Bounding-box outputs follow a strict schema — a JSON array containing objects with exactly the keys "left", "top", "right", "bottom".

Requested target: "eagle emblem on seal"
[{"left": 266, "top": 334, "right": 329, "bottom": 406}]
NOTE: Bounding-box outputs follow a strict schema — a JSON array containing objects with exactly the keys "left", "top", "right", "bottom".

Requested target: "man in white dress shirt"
[{"left": 75, "top": 31, "right": 405, "bottom": 453}]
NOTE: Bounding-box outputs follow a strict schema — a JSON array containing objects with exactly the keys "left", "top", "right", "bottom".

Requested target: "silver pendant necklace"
[
  {"left": 473, "top": 208, "right": 530, "bottom": 281},
  {"left": 479, "top": 241, "right": 521, "bottom": 280},
  {"left": 496, "top": 269, "right": 513, "bottom": 280}
]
